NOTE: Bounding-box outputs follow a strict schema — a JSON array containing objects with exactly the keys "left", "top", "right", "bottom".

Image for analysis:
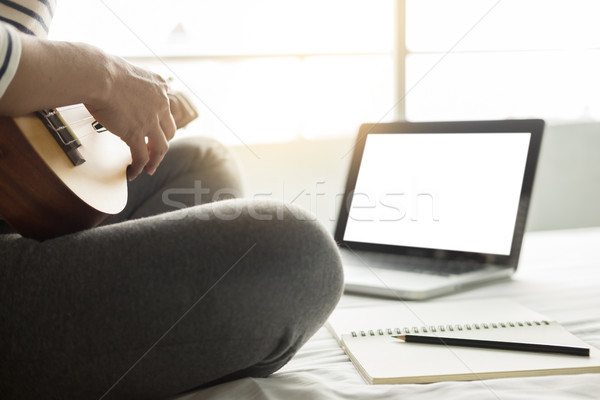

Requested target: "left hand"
[{"left": 168, "top": 90, "right": 199, "bottom": 129}]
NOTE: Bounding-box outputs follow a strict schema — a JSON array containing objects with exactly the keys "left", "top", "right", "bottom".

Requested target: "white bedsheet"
[{"left": 178, "top": 228, "right": 600, "bottom": 400}]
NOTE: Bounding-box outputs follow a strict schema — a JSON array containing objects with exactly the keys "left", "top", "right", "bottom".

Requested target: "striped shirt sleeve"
[
  {"left": 0, "top": 0, "right": 56, "bottom": 37},
  {"left": 0, "top": 22, "right": 22, "bottom": 98},
  {"left": 0, "top": 0, "right": 56, "bottom": 98}
]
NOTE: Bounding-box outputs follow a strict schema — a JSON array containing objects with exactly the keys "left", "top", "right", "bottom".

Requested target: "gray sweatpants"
[{"left": 0, "top": 137, "right": 344, "bottom": 400}]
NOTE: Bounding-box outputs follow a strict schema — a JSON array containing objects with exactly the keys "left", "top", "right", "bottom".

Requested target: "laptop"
[{"left": 334, "top": 119, "right": 544, "bottom": 300}]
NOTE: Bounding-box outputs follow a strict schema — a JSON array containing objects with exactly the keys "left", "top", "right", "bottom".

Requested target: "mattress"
[{"left": 178, "top": 227, "right": 600, "bottom": 400}]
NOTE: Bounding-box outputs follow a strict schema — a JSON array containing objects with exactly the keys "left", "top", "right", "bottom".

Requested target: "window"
[
  {"left": 404, "top": 0, "right": 600, "bottom": 122},
  {"left": 50, "top": 1, "right": 600, "bottom": 144},
  {"left": 50, "top": 0, "right": 395, "bottom": 144}
]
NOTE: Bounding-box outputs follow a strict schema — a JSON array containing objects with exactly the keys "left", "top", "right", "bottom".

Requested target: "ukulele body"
[{"left": 0, "top": 105, "right": 130, "bottom": 240}]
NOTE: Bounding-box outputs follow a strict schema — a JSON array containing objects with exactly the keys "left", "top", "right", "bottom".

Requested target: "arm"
[{"left": 0, "top": 32, "right": 176, "bottom": 180}]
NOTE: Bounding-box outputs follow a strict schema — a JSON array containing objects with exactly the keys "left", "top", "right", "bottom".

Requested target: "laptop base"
[{"left": 341, "top": 249, "right": 514, "bottom": 300}]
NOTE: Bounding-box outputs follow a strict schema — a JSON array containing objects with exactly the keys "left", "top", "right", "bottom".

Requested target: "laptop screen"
[{"left": 342, "top": 132, "right": 531, "bottom": 256}]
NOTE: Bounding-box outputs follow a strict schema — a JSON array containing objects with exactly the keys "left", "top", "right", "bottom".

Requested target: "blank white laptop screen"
[{"left": 343, "top": 133, "right": 531, "bottom": 256}]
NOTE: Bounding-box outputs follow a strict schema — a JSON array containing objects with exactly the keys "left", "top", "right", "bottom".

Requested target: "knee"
[
  {"left": 171, "top": 136, "right": 235, "bottom": 164},
  {"left": 238, "top": 200, "right": 344, "bottom": 340},
  {"left": 168, "top": 136, "right": 244, "bottom": 199},
  {"left": 204, "top": 199, "right": 344, "bottom": 378},
  {"left": 197, "top": 198, "right": 344, "bottom": 326},
  {"left": 238, "top": 199, "right": 344, "bottom": 311},
  {"left": 271, "top": 202, "right": 344, "bottom": 310},
  {"left": 143, "top": 199, "right": 344, "bottom": 386}
]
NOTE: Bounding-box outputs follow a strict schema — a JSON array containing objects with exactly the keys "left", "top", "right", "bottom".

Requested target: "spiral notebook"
[{"left": 326, "top": 299, "right": 600, "bottom": 384}]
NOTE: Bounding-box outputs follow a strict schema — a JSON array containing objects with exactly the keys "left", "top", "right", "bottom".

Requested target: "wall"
[
  {"left": 231, "top": 122, "right": 600, "bottom": 233},
  {"left": 527, "top": 122, "right": 600, "bottom": 231}
]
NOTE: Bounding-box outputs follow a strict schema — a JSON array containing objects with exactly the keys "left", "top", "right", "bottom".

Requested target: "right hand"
[{"left": 84, "top": 56, "right": 177, "bottom": 180}]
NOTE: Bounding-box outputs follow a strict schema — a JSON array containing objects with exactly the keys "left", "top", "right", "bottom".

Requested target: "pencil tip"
[{"left": 392, "top": 335, "right": 406, "bottom": 341}]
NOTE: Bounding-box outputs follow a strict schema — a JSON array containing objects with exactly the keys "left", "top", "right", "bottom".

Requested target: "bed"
[{"left": 177, "top": 227, "right": 600, "bottom": 399}]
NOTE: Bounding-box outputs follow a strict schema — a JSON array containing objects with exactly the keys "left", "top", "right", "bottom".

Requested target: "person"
[{"left": 0, "top": 2, "right": 343, "bottom": 399}]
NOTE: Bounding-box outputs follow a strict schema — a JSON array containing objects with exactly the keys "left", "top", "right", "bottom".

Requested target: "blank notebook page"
[{"left": 327, "top": 299, "right": 600, "bottom": 384}]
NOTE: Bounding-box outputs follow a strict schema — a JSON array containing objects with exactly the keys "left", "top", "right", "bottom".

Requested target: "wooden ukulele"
[{"left": 0, "top": 105, "right": 131, "bottom": 240}]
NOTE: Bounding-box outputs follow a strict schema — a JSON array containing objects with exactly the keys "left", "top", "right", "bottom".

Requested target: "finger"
[
  {"left": 168, "top": 93, "right": 183, "bottom": 123},
  {"left": 144, "top": 119, "right": 170, "bottom": 175},
  {"left": 177, "top": 93, "right": 198, "bottom": 124},
  {"left": 126, "top": 133, "right": 150, "bottom": 181},
  {"left": 178, "top": 97, "right": 197, "bottom": 127},
  {"left": 178, "top": 92, "right": 199, "bottom": 121},
  {"left": 160, "top": 105, "right": 177, "bottom": 141},
  {"left": 168, "top": 92, "right": 192, "bottom": 129}
]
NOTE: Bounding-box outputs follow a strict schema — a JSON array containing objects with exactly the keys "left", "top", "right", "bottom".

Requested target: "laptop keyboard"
[
  {"left": 341, "top": 250, "right": 484, "bottom": 277},
  {"left": 394, "top": 258, "right": 483, "bottom": 276}
]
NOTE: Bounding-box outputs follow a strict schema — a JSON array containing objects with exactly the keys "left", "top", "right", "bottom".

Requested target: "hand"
[
  {"left": 168, "top": 90, "right": 199, "bottom": 129},
  {"left": 84, "top": 56, "right": 177, "bottom": 180}
]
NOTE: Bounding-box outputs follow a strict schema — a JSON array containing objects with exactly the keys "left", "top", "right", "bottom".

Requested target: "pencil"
[{"left": 392, "top": 334, "right": 590, "bottom": 357}]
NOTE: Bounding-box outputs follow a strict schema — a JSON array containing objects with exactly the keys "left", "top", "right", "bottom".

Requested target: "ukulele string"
[
  {"left": 55, "top": 116, "right": 109, "bottom": 146},
  {"left": 49, "top": 105, "right": 111, "bottom": 146},
  {"left": 59, "top": 131, "right": 102, "bottom": 146},
  {"left": 61, "top": 116, "right": 95, "bottom": 127}
]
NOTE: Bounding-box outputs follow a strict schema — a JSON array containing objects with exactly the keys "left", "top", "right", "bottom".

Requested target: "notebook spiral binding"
[{"left": 350, "top": 320, "right": 551, "bottom": 338}]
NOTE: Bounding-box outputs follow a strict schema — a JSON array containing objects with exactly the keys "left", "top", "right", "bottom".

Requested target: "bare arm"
[{"left": 0, "top": 33, "right": 176, "bottom": 180}]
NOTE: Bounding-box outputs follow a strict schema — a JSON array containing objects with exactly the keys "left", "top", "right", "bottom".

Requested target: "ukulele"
[{"left": 0, "top": 105, "right": 131, "bottom": 240}]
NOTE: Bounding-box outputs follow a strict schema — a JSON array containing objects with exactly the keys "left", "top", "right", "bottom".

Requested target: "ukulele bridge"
[{"left": 36, "top": 109, "right": 85, "bottom": 166}]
